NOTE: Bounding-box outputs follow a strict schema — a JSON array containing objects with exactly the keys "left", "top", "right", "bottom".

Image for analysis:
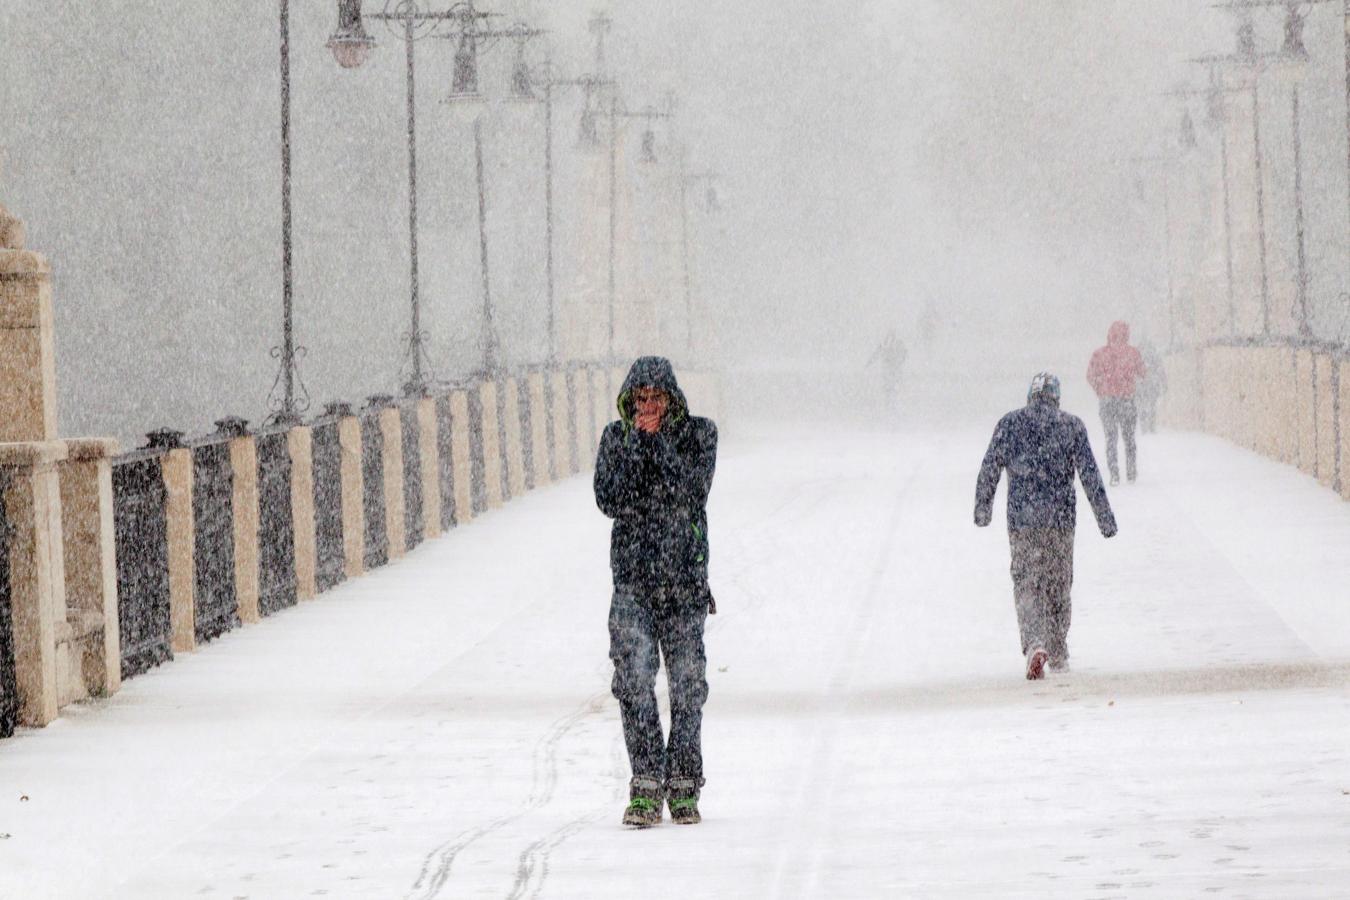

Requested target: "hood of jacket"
[
  {"left": 1107, "top": 321, "right": 1130, "bottom": 346},
  {"left": 617, "top": 356, "right": 689, "bottom": 428}
]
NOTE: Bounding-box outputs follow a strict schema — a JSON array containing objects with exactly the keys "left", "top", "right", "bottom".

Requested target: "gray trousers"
[
  {"left": 1008, "top": 528, "right": 1075, "bottom": 661},
  {"left": 609, "top": 585, "right": 710, "bottom": 784},
  {"left": 1099, "top": 397, "right": 1138, "bottom": 481}
]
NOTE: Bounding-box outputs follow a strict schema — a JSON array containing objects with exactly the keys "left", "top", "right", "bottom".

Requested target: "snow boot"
[
  {"left": 667, "top": 777, "right": 703, "bottom": 825},
  {"left": 1025, "top": 647, "right": 1048, "bottom": 680},
  {"left": 622, "top": 776, "right": 664, "bottom": 828}
]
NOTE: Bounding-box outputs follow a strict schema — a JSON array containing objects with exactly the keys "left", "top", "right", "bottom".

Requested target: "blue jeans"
[{"left": 608, "top": 584, "right": 710, "bottom": 785}]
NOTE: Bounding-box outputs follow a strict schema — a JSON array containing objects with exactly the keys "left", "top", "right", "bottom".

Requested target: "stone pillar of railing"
[
  {"left": 1274, "top": 347, "right": 1299, "bottom": 466},
  {"left": 0, "top": 441, "right": 67, "bottom": 726},
  {"left": 377, "top": 403, "right": 406, "bottom": 560},
  {"left": 570, "top": 367, "right": 590, "bottom": 472},
  {"left": 501, "top": 376, "right": 527, "bottom": 498},
  {"left": 287, "top": 424, "right": 318, "bottom": 601},
  {"left": 1, "top": 208, "right": 72, "bottom": 724},
  {"left": 0, "top": 211, "right": 57, "bottom": 444},
  {"left": 526, "top": 371, "right": 551, "bottom": 489},
  {"left": 1295, "top": 348, "right": 1317, "bottom": 476},
  {"left": 1313, "top": 353, "right": 1336, "bottom": 489},
  {"left": 228, "top": 430, "right": 260, "bottom": 624},
  {"left": 415, "top": 397, "right": 441, "bottom": 541},
  {"left": 336, "top": 410, "right": 364, "bottom": 579},
  {"left": 478, "top": 380, "right": 504, "bottom": 509},
  {"left": 56, "top": 438, "right": 120, "bottom": 698},
  {"left": 448, "top": 389, "right": 474, "bottom": 525},
  {"left": 154, "top": 432, "right": 196, "bottom": 653},
  {"left": 546, "top": 369, "right": 573, "bottom": 479},
  {"left": 1339, "top": 357, "right": 1350, "bottom": 501}
]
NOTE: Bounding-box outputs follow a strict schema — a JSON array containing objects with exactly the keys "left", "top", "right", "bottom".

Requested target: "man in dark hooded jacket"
[
  {"left": 975, "top": 373, "right": 1117, "bottom": 679},
  {"left": 594, "top": 356, "right": 718, "bottom": 827}
]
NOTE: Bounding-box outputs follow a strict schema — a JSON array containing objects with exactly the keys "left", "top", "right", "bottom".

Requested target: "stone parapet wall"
[
  {"left": 2, "top": 364, "right": 722, "bottom": 734},
  {"left": 1162, "top": 342, "right": 1345, "bottom": 498}
]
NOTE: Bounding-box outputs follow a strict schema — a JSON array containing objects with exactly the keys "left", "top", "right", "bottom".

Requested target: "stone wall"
[{"left": 1161, "top": 342, "right": 1346, "bottom": 499}]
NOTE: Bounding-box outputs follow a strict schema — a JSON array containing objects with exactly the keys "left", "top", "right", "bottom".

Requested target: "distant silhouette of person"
[
  {"left": 918, "top": 299, "right": 940, "bottom": 350},
  {"left": 1135, "top": 339, "right": 1167, "bottom": 434},
  {"left": 1087, "top": 321, "right": 1146, "bottom": 485},
  {"left": 867, "top": 329, "right": 908, "bottom": 413}
]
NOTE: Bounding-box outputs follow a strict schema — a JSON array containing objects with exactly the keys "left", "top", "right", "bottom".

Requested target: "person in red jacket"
[{"left": 1087, "top": 321, "right": 1146, "bottom": 485}]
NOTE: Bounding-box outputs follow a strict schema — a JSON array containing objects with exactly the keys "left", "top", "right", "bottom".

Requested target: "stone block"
[
  {"left": 1315, "top": 355, "right": 1337, "bottom": 489},
  {"left": 501, "top": 377, "right": 527, "bottom": 498},
  {"left": 162, "top": 447, "right": 195, "bottom": 653},
  {"left": 57, "top": 437, "right": 121, "bottom": 697},
  {"left": 379, "top": 407, "right": 406, "bottom": 559},
  {"left": 229, "top": 436, "right": 260, "bottom": 624},
  {"left": 448, "top": 391, "right": 474, "bottom": 526},
  {"left": 288, "top": 427, "right": 317, "bottom": 601},
  {"left": 0, "top": 249, "right": 59, "bottom": 442},
  {"left": 478, "top": 381, "right": 504, "bottom": 509},
  {"left": 337, "top": 416, "right": 364, "bottom": 579},
  {"left": 1295, "top": 348, "right": 1316, "bottom": 475},
  {"left": 0, "top": 440, "right": 68, "bottom": 726},
  {"left": 527, "top": 372, "right": 551, "bottom": 489},
  {"left": 1340, "top": 359, "right": 1350, "bottom": 501},
  {"left": 417, "top": 398, "right": 441, "bottom": 541},
  {"left": 547, "top": 369, "right": 575, "bottom": 478}
]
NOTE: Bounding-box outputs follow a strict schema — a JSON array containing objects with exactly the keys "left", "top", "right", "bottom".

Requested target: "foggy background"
[{"left": 2, "top": 0, "right": 1347, "bottom": 440}]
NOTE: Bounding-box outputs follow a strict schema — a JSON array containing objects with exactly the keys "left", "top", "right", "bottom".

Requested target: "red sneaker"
[{"left": 1025, "top": 648, "right": 1048, "bottom": 680}]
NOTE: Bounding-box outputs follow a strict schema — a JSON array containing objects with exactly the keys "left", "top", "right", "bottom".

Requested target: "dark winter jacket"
[
  {"left": 594, "top": 357, "right": 718, "bottom": 588},
  {"left": 974, "top": 397, "right": 1117, "bottom": 535}
]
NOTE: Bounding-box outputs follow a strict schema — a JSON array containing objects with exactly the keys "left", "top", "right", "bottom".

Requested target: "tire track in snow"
[
  {"left": 767, "top": 437, "right": 943, "bottom": 899},
  {"left": 507, "top": 729, "right": 628, "bottom": 900},
  {"left": 407, "top": 690, "right": 611, "bottom": 899},
  {"left": 497, "top": 457, "right": 855, "bottom": 898}
]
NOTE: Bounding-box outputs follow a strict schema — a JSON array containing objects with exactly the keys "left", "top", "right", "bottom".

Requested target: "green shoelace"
[
  {"left": 668, "top": 798, "right": 698, "bottom": 812},
  {"left": 627, "top": 797, "right": 659, "bottom": 812}
]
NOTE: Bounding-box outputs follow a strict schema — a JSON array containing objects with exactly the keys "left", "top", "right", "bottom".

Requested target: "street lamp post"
[
  {"left": 1210, "top": 0, "right": 1335, "bottom": 339},
  {"left": 1128, "top": 154, "right": 1181, "bottom": 350},
  {"left": 525, "top": 64, "right": 614, "bottom": 366},
  {"left": 1193, "top": 42, "right": 1275, "bottom": 338},
  {"left": 268, "top": 0, "right": 307, "bottom": 425},
  {"left": 437, "top": 18, "right": 543, "bottom": 376},
  {"left": 327, "top": 0, "right": 489, "bottom": 395},
  {"left": 599, "top": 98, "right": 673, "bottom": 363},
  {"left": 1169, "top": 74, "right": 1250, "bottom": 339},
  {"left": 677, "top": 153, "right": 720, "bottom": 361}
]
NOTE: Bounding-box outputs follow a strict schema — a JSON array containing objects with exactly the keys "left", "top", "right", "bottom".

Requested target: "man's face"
[{"left": 633, "top": 387, "right": 669, "bottom": 424}]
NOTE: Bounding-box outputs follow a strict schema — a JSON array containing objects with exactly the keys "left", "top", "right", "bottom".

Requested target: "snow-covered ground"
[{"left": 3, "top": 424, "right": 1350, "bottom": 898}]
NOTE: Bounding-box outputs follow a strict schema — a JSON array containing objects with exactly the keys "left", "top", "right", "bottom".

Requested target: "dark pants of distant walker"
[
  {"left": 1137, "top": 395, "right": 1159, "bottom": 434},
  {"left": 609, "top": 585, "right": 710, "bottom": 786},
  {"left": 1099, "top": 397, "right": 1138, "bottom": 481},
  {"left": 1009, "top": 528, "right": 1075, "bottom": 662}
]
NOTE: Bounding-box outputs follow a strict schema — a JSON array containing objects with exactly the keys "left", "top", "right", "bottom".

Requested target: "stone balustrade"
[{"left": 1161, "top": 341, "right": 1349, "bottom": 499}]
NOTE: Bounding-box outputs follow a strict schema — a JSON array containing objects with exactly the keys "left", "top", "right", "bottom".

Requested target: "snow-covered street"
[{"left": 2, "top": 424, "right": 1350, "bottom": 898}]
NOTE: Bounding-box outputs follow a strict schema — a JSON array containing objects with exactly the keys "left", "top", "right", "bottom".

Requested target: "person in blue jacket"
[
  {"left": 594, "top": 356, "right": 718, "bottom": 827},
  {"left": 974, "top": 372, "right": 1117, "bottom": 679}
]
